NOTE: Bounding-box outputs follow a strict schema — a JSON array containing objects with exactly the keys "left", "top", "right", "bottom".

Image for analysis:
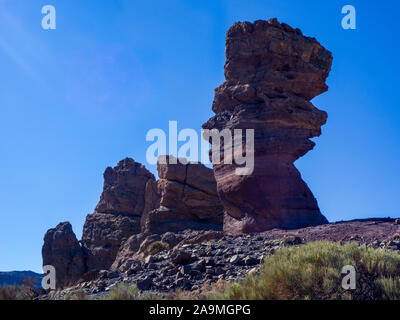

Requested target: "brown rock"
[
  {"left": 202, "top": 19, "right": 330, "bottom": 235},
  {"left": 141, "top": 155, "right": 224, "bottom": 234},
  {"left": 170, "top": 248, "right": 192, "bottom": 265},
  {"left": 95, "top": 158, "right": 156, "bottom": 216},
  {"left": 42, "top": 222, "right": 85, "bottom": 288},
  {"left": 177, "top": 230, "right": 223, "bottom": 246},
  {"left": 110, "top": 233, "right": 147, "bottom": 272},
  {"left": 81, "top": 212, "right": 141, "bottom": 271},
  {"left": 141, "top": 178, "right": 161, "bottom": 227},
  {"left": 42, "top": 158, "right": 159, "bottom": 278},
  {"left": 82, "top": 158, "right": 160, "bottom": 271},
  {"left": 161, "top": 232, "right": 183, "bottom": 248}
]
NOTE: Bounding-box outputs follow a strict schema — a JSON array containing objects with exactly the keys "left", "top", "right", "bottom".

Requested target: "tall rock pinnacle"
[{"left": 203, "top": 18, "right": 331, "bottom": 235}]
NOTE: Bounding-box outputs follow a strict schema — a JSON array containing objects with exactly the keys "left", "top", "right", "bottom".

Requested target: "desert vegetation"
[
  {"left": 5, "top": 241, "right": 400, "bottom": 300},
  {"left": 215, "top": 241, "right": 400, "bottom": 300},
  {"left": 105, "top": 283, "right": 160, "bottom": 300},
  {"left": 0, "top": 278, "right": 38, "bottom": 300}
]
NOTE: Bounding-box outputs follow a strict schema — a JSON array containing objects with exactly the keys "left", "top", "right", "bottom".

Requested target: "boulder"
[
  {"left": 81, "top": 212, "right": 141, "bottom": 271},
  {"left": 42, "top": 158, "right": 161, "bottom": 282},
  {"left": 110, "top": 233, "right": 147, "bottom": 272},
  {"left": 95, "top": 157, "right": 156, "bottom": 216},
  {"left": 202, "top": 19, "right": 330, "bottom": 235},
  {"left": 82, "top": 158, "right": 160, "bottom": 271},
  {"left": 177, "top": 230, "right": 223, "bottom": 246},
  {"left": 170, "top": 249, "right": 192, "bottom": 265},
  {"left": 141, "top": 155, "right": 224, "bottom": 234},
  {"left": 42, "top": 222, "right": 85, "bottom": 288}
]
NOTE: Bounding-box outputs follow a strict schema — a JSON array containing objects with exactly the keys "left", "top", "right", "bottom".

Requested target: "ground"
[{"left": 40, "top": 218, "right": 400, "bottom": 300}]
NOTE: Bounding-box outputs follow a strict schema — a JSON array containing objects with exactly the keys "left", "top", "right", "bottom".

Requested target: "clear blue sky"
[{"left": 0, "top": 0, "right": 399, "bottom": 272}]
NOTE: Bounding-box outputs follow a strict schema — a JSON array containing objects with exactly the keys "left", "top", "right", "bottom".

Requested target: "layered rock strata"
[
  {"left": 82, "top": 158, "right": 158, "bottom": 271},
  {"left": 202, "top": 19, "right": 331, "bottom": 234},
  {"left": 142, "top": 156, "right": 224, "bottom": 234}
]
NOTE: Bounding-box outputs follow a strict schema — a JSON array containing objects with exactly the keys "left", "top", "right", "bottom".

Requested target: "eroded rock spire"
[{"left": 203, "top": 18, "right": 331, "bottom": 235}]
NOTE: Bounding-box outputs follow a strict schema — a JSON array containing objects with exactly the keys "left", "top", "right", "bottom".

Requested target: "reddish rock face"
[
  {"left": 141, "top": 156, "right": 224, "bottom": 234},
  {"left": 81, "top": 212, "right": 141, "bottom": 271},
  {"left": 42, "top": 158, "right": 162, "bottom": 282},
  {"left": 82, "top": 158, "right": 159, "bottom": 272},
  {"left": 202, "top": 19, "right": 331, "bottom": 235},
  {"left": 110, "top": 233, "right": 148, "bottom": 272},
  {"left": 42, "top": 222, "right": 85, "bottom": 288},
  {"left": 95, "top": 158, "right": 155, "bottom": 216}
]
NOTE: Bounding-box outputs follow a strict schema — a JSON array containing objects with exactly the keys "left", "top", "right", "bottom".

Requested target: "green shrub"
[
  {"left": 145, "top": 241, "right": 170, "bottom": 256},
  {"left": 105, "top": 283, "right": 160, "bottom": 300},
  {"left": 215, "top": 241, "right": 400, "bottom": 300}
]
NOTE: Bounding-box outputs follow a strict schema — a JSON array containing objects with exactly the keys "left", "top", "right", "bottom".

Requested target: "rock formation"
[
  {"left": 202, "top": 19, "right": 331, "bottom": 235},
  {"left": 81, "top": 158, "right": 158, "bottom": 271},
  {"left": 142, "top": 156, "right": 223, "bottom": 234},
  {"left": 42, "top": 222, "right": 85, "bottom": 288},
  {"left": 42, "top": 156, "right": 224, "bottom": 287},
  {"left": 95, "top": 157, "right": 155, "bottom": 216},
  {"left": 81, "top": 212, "right": 142, "bottom": 271}
]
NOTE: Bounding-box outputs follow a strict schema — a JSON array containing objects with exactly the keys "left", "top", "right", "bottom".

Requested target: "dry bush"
[
  {"left": 214, "top": 241, "right": 400, "bottom": 300},
  {"left": 64, "top": 289, "right": 89, "bottom": 300},
  {"left": 144, "top": 241, "right": 170, "bottom": 256},
  {"left": 0, "top": 286, "right": 19, "bottom": 300},
  {"left": 0, "top": 278, "right": 38, "bottom": 300},
  {"left": 105, "top": 283, "right": 160, "bottom": 300},
  {"left": 164, "top": 279, "right": 227, "bottom": 300}
]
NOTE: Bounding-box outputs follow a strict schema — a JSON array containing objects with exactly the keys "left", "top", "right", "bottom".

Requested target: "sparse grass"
[
  {"left": 214, "top": 241, "right": 400, "bottom": 300},
  {"left": 0, "top": 286, "right": 19, "bottom": 300},
  {"left": 105, "top": 283, "right": 160, "bottom": 300},
  {"left": 0, "top": 278, "right": 38, "bottom": 300},
  {"left": 164, "top": 288, "right": 195, "bottom": 300},
  {"left": 164, "top": 279, "right": 227, "bottom": 300},
  {"left": 144, "top": 241, "right": 170, "bottom": 256},
  {"left": 64, "top": 289, "right": 89, "bottom": 300},
  {"left": 200, "top": 279, "right": 228, "bottom": 298}
]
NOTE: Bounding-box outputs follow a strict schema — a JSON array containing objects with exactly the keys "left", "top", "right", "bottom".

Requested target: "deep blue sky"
[{"left": 0, "top": 0, "right": 399, "bottom": 272}]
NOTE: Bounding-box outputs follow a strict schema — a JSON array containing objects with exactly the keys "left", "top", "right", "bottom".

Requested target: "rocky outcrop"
[
  {"left": 141, "top": 179, "right": 161, "bottom": 227},
  {"left": 82, "top": 158, "right": 158, "bottom": 272},
  {"left": 42, "top": 222, "right": 85, "bottom": 288},
  {"left": 95, "top": 158, "right": 156, "bottom": 216},
  {"left": 42, "top": 155, "right": 223, "bottom": 286},
  {"left": 42, "top": 219, "right": 400, "bottom": 298},
  {"left": 203, "top": 19, "right": 331, "bottom": 235},
  {"left": 110, "top": 233, "right": 148, "bottom": 272},
  {"left": 141, "top": 156, "right": 224, "bottom": 234},
  {"left": 81, "top": 213, "right": 141, "bottom": 271}
]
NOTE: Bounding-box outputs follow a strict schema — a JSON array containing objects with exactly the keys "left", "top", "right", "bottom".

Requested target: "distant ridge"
[{"left": 0, "top": 271, "right": 43, "bottom": 288}]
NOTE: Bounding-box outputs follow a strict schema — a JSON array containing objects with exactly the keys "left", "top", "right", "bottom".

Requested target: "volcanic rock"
[
  {"left": 42, "top": 158, "right": 161, "bottom": 284},
  {"left": 81, "top": 212, "right": 141, "bottom": 271},
  {"left": 95, "top": 158, "right": 156, "bottom": 216},
  {"left": 141, "top": 155, "right": 224, "bottom": 234},
  {"left": 177, "top": 230, "right": 223, "bottom": 246},
  {"left": 42, "top": 222, "right": 85, "bottom": 288},
  {"left": 41, "top": 218, "right": 400, "bottom": 299},
  {"left": 141, "top": 178, "right": 161, "bottom": 226},
  {"left": 82, "top": 158, "right": 160, "bottom": 272},
  {"left": 202, "top": 18, "right": 331, "bottom": 235},
  {"left": 170, "top": 249, "right": 192, "bottom": 265}
]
